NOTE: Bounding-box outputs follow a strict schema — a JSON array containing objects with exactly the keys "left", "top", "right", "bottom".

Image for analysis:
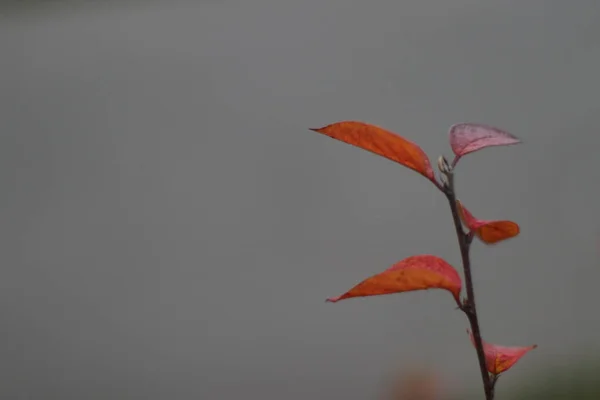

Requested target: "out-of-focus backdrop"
[{"left": 1, "top": 1, "right": 599, "bottom": 399}]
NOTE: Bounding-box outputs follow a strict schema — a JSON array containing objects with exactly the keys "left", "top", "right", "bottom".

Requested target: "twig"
[{"left": 438, "top": 159, "right": 494, "bottom": 400}]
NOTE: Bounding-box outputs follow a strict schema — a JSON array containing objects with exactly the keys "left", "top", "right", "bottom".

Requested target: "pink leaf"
[{"left": 449, "top": 123, "right": 521, "bottom": 163}]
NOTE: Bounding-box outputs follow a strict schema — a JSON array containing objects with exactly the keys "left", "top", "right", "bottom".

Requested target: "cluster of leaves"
[{"left": 309, "top": 121, "right": 536, "bottom": 399}]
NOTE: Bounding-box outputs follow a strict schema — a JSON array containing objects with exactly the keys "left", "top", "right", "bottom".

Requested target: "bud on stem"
[{"left": 437, "top": 155, "right": 451, "bottom": 175}]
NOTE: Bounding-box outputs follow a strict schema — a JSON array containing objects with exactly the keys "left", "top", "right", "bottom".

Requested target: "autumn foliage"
[
  {"left": 326, "top": 255, "right": 462, "bottom": 305},
  {"left": 309, "top": 121, "right": 436, "bottom": 183},
  {"left": 309, "top": 120, "right": 535, "bottom": 400},
  {"left": 468, "top": 329, "right": 537, "bottom": 375},
  {"left": 457, "top": 200, "right": 520, "bottom": 245}
]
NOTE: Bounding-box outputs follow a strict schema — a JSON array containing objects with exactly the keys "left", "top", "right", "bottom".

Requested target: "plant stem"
[{"left": 443, "top": 172, "right": 494, "bottom": 400}]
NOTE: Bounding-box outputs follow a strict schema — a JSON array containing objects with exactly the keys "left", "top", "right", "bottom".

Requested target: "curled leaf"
[
  {"left": 449, "top": 123, "right": 521, "bottom": 163},
  {"left": 457, "top": 200, "right": 520, "bottom": 244},
  {"left": 468, "top": 329, "right": 537, "bottom": 375},
  {"left": 326, "top": 255, "right": 461, "bottom": 304},
  {"left": 310, "top": 121, "right": 436, "bottom": 184}
]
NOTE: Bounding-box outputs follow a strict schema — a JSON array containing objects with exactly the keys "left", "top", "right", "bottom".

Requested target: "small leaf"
[
  {"left": 457, "top": 200, "right": 520, "bottom": 244},
  {"left": 449, "top": 123, "right": 521, "bottom": 162},
  {"left": 326, "top": 255, "right": 461, "bottom": 304},
  {"left": 468, "top": 329, "right": 537, "bottom": 375},
  {"left": 310, "top": 121, "right": 436, "bottom": 183}
]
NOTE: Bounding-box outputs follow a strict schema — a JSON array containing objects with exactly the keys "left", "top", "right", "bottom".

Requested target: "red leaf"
[
  {"left": 310, "top": 121, "right": 436, "bottom": 184},
  {"left": 449, "top": 123, "right": 521, "bottom": 162},
  {"left": 468, "top": 330, "right": 537, "bottom": 375},
  {"left": 326, "top": 255, "right": 462, "bottom": 304},
  {"left": 456, "top": 200, "right": 520, "bottom": 244}
]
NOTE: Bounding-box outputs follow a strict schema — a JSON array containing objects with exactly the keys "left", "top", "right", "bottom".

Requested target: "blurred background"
[{"left": 1, "top": 1, "right": 599, "bottom": 399}]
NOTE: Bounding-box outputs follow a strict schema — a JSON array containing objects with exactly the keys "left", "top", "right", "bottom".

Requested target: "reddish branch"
[{"left": 440, "top": 162, "right": 495, "bottom": 400}]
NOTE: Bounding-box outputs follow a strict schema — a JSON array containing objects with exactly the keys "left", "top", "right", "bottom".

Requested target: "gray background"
[{"left": 1, "top": 1, "right": 599, "bottom": 398}]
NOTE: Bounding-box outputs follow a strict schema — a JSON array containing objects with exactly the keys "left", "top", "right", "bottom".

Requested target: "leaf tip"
[{"left": 326, "top": 296, "right": 341, "bottom": 303}]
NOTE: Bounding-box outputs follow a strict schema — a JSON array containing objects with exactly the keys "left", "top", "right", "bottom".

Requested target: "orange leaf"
[
  {"left": 467, "top": 330, "right": 537, "bottom": 375},
  {"left": 310, "top": 121, "right": 436, "bottom": 184},
  {"left": 326, "top": 255, "right": 461, "bottom": 304},
  {"left": 456, "top": 200, "right": 520, "bottom": 244}
]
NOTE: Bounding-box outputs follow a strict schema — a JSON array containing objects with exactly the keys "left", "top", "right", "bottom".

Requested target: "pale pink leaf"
[{"left": 449, "top": 123, "right": 521, "bottom": 160}]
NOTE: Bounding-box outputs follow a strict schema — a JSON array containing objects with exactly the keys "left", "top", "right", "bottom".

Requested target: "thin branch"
[{"left": 442, "top": 169, "right": 493, "bottom": 400}]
